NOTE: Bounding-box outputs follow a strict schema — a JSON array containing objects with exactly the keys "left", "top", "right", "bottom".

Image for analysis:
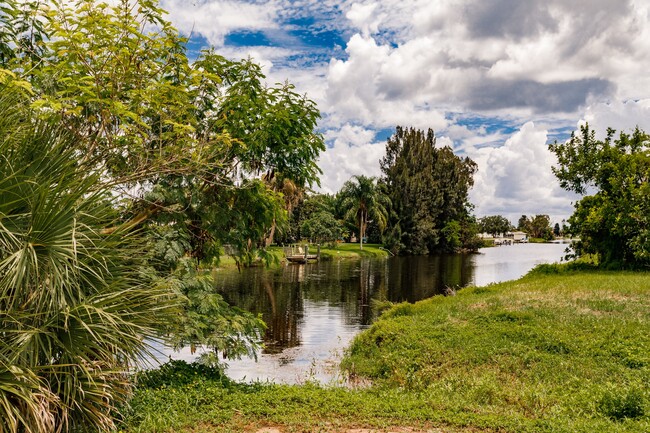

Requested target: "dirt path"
[{"left": 254, "top": 427, "right": 453, "bottom": 433}]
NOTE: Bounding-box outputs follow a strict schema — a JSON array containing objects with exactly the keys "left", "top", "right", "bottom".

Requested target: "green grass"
[
  {"left": 343, "top": 267, "right": 650, "bottom": 432},
  {"left": 317, "top": 242, "right": 390, "bottom": 259},
  {"left": 123, "top": 267, "right": 650, "bottom": 433},
  {"left": 209, "top": 243, "right": 389, "bottom": 271}
]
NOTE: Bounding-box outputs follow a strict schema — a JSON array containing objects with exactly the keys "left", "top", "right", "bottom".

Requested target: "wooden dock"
[{"left": 283, "top": 245, "right": 319, "bottom": 264}]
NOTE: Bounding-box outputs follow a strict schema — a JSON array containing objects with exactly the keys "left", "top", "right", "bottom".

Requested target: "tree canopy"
[
  {"left": 478, "top": 215, "right": 512, "bottom": 237},
  {"left": 550, "top": 124, "right": 650, "bottom": 268},
  {"left": 0, "top": 0, "right": 324, "bottom": 264},
  {"left": 517, "top": 214, "right": 553, "bottom": 240},
  {"left": 381, "top": 126, "right": 478, "bottom": 254}
]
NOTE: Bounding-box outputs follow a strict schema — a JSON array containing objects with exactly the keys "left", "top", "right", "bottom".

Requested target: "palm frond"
[{"left": 0, "top": 84, "right": 176, "bottom": 432}]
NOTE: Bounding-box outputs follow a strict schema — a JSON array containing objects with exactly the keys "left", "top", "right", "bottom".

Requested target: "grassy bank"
[
  {"left": 213, "top": 243, "right": 389, "bottom": 270},
  {"left": 317, "top": 242, "right": 390, "bottom": 259},
  {"left": 124, "top": 267, "right": 649, "bottom": 432}
]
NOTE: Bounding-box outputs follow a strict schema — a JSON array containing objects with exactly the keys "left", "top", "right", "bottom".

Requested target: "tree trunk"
[
  {"left": 265, "top": 218, "right": 276, "bottom": 247},
  {"left": 359, "top": 213, "right": 364, "bottom": 250}
]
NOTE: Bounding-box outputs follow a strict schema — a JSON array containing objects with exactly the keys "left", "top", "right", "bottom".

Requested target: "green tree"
[
  {"left": 478, "top": 215, "right": 512, "bottom": 237},
  {"left": 528, "top": 214, "right": 553, "bottom": 239},
  {"left": 550, "top": 124, "right": 650, "bottom": 268},
  {"left": 517, "top": 215, "right": 529, "bottom": 231},
  {"left": 380, "top": 126, "right": 478, "bottom": 254},
  {"left": 0, "top": 1, "right": 47, "bottom": 69},
  {"left": 0, "top": 86, "right": 175, "bottom": 433},
  {"left": 301, "top": 211, "right": 342, "bottom": 247},
  {"left": 284, "top": 193, "right": 338, "bottom": 243},
  {"left": 339, "top": 175, "right": 390, "bottom": 250},
  {"left": 553, "top": 223, "right": 561, "bottom": 237}
]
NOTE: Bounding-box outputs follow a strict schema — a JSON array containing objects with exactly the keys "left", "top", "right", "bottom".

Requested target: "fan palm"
[
  {"left": 339, "top": 175, "right": 390, "bottom": 249},
  {"left": 0, "top": 88, "right": 175, "bottom": 432}
]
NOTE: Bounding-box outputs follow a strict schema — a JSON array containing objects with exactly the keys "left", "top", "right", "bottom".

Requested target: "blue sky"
[{"left": 163, "top": 0, "right": 650, "bottom": 223}]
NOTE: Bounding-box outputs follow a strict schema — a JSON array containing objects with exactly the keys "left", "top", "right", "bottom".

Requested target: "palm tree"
[
  {"left": 0, "top": 89, "right": 175, "bottom": 432},
  {"left": 339, "top": 175, "right": 390, "bottom": 249}
]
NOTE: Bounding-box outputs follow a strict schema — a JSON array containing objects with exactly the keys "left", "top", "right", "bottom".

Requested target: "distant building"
[
  {"left": 481, "top": 231, "right": 528, "bottom": 244},
  {"left": 511, "top": 231, "right": 528, "bottom": 242}
]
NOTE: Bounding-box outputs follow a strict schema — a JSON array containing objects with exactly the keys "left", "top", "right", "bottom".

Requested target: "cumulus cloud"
[
  {"left": 345, "top": 3, "right": 384, "bottom": 37},
  {"left": 579, "top": 99, "right": 650, "bottom": 138},
  {"left": 161, "top": 0, "right": 279, "bottom": 46},
  {"left": 323, "top": 0, "right": 650, "bottom": 120},
  {"left": 161, "top": 0, "right": 650, "bottom": 220},
  {"left": 468, "top": 122, "right": 577, "bottom": 224},
  {"left": 325, "top": 34, "right": 447, "bottom": 130},
  {"left": 316, "top": 124, "right": 386, "bottom": 194}
]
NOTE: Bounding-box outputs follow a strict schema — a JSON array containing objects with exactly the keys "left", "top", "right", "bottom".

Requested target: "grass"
[
  {"left": 123, "top": 266, "right": 650, "bottom": 433},
  {"left": 317, "top": 242, "right": 390, "bottom": 259},
  {"left": 210, "top": 243, "right": 390, "bottom": 271}
]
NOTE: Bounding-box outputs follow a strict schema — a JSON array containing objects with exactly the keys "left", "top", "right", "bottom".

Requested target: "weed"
[{"left": 598, "top": 388, "right": 646, "bottom": 421}]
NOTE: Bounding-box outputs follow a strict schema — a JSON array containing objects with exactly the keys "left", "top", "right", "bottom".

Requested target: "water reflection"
[{"left": 160, "top": 243, "right": 568, "bottom": 383}]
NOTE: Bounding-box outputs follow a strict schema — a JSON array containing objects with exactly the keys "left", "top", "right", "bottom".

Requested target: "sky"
[{"left": 161, "top": 0, "right": 650, "bottom": 224}]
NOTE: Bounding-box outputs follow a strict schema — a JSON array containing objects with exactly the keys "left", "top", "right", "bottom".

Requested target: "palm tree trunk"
[{"left": 359, "top": 213, "right": 364, "bottom": 250}]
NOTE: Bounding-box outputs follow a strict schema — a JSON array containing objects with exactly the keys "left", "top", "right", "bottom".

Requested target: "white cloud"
[
  {"left": 579, "top": 99, "right": 650, "bottom": 139},
  {"left": 161, "top": 0, "right": 279, "bottom": 47},
  {"left": 468, "top": 122, "right": 577, "bottom": 224},
  {"left": 316, "top": 124, "right": 385, "bottom": 194},
  {"left": 345, "top": 2, "right": 383, "bottom": 37},
  {"left": 160, "top": 0, "right": 650, "bottom": 221},
  {"left": 325, "top": 34, "right": 447, "bottom": 130}
]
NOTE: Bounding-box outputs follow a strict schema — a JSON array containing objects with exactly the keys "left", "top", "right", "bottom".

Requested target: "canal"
[{"left": 156, "top": 243, "right": 569, "bottom": 383}]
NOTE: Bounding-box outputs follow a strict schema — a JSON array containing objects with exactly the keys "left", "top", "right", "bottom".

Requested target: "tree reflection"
[{"left": 214, "top": 254, "right": 475, "bottom": 353}]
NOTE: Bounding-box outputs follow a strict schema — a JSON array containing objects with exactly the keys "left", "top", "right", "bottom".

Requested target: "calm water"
[{"left": 156, "top": 243, "right": 569, "bottom": 383}]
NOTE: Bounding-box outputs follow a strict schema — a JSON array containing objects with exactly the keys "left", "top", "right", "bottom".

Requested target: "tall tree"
[
  {"left": 339, "top": 175, "right": 390, "bottom": 250},
  {"left": 550, "top": 124, "right": 650, "bottom": 268},
  {"left": 528, "top": 214, "right": 553, "bottom": 240},
  {"left": 517, "top": 215, "right": 529, "bottom": 231},
  {"left": 381, "top": 126, "right": 478, "bottom": 254}
]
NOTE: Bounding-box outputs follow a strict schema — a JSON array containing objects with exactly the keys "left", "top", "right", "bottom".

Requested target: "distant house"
[
  {"left": 480, "top": 231, "right": 528, "bottom": 244},
  {"left": 511, "top": 231, "right": 528, "bottom": 242}
]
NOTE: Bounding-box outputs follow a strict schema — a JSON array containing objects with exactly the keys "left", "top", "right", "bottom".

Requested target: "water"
[{"left": 155, "top": 243, "right": 569, "bottom": 383}]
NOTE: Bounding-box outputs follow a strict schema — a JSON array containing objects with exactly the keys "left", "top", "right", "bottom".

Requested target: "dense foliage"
[
  {"left": 0, "top": 0, "right": 325, "bottom": 430},
  {"left": 518, "top": 214, "right": 554, "bottom": 240},
  {"left": 550, "top": 124, "right": 650, "bottom": 268},
  {"left": 478, "top": 215, "right": 512, "bottom": 237},
  {"left": 1, "top": 0, "right": 324, "bottom": 354},
  {"left": 300, "top": 211, "right": 342, "bottom": 247},
  {"left": 0, "top": 88, "right": 176, "bottom": 433},
  {"left": 381, "top": 126, "right": 479, "bottom": 254}
]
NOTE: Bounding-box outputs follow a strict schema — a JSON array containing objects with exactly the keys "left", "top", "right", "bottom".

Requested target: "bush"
[{"left": 135, "top": 360, "right": 230, "bottom": 389}]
